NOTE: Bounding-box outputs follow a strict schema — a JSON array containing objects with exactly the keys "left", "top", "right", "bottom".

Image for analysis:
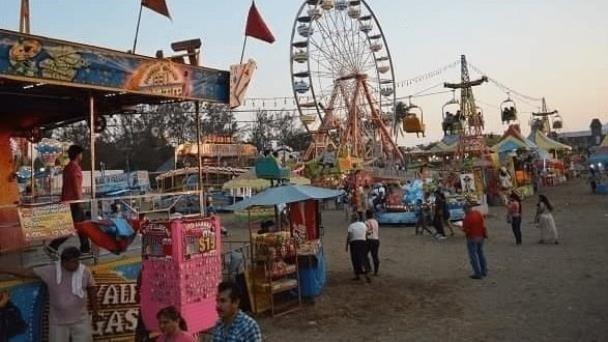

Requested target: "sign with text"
[
  {"left": 18, "top": 203, "right": 75, "bottom": 242},
  {"left": 93, "top": 276, "right": 139, "bottom": 341}
]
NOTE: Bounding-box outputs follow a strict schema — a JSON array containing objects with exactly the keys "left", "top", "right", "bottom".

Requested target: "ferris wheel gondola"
[
  {"left": 441, "top": 91, "right": 461, "bottom": 136},
  {"left": 500, "top": 93, "right": 518, "bottom": 124}
]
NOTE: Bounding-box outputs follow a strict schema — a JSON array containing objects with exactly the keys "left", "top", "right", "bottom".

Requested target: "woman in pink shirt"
[
  {"left": 506, "top": 192, "right": 523, "bottom": 245},
  {"left": 156, "top": 306, "right": 195, "bottom": 342}
]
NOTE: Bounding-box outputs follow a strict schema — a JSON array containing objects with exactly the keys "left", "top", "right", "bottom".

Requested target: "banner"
[
  {"left": 18, "top": 203, "right": 75, "bottom": 242},
  {"left": 0, "top": 29, "right": 229, "bottom": 103},
  {"left": 460, "top": 173, "right": 476, "bottom": 193},
  {"left": 230, "top": 60, "right": 256, "bottom": 108}
]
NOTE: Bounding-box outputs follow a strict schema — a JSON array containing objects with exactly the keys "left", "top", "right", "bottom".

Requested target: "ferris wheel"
[{"left": 290, "top": 0, "right": 401, "bottom": 163}]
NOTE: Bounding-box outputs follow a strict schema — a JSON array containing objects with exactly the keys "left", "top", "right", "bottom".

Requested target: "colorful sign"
[
  {"left": 92, "top": 269, "right": 139, "bottom": 341},
  {"left": 0, "top": 29, "right": 229, "bottom": 103},
  {"left": 17, "top": 203, "right": 75, "bottom": 242},
  {"left": 460, "top": 173, "right": 476, "bottom": 193},
  {"left": 96, "top": 171, "right": 150, "bottom": 195},
  {"left": 229, "top": 60, "right": 256, "bottom": 108}
]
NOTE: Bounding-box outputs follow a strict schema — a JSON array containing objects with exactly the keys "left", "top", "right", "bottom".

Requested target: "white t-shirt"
[
  {"left": 366, "top": 219, "right": 379, "bottom": 240},
  {"left": 348, "top": 221, "right": 368, "bottom": 241}
]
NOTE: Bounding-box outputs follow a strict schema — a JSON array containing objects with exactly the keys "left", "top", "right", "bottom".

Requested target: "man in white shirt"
[{"left": 346, "top": 214, "right": 371, "bottom": 283}]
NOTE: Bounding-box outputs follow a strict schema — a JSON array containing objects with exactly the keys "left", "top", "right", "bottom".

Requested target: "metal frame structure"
[
  {"left": 290, "top": 0, "right": 403, "bottom": 164},
  {"left": 444, "top": 55, "right": 488, "bottom": 165}
]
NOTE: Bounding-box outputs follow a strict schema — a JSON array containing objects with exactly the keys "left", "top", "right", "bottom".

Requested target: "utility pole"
[{"left": 19, "top": 0, "right": 30, "bottom": 33}]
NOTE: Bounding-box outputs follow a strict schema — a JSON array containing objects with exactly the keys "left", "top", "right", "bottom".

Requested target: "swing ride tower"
[{"left": 444, "top": 55, "right": 488, "bottom": 166}]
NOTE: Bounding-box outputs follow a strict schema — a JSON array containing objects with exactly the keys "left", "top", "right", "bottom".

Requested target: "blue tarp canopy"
[
  {"left": 587, "top": 153, "right": 608, "bottom": 166},
  {"left": 228, "top": 184, "right": 342, "bottom": 210}
]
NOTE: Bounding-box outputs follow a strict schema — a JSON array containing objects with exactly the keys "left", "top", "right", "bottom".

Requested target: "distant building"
[{"left": 556, "top": 118, "right": 607, "bottom": 153}]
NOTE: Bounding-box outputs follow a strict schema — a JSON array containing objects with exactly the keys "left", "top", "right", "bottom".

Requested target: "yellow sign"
[{"left": 18, "top": 203, "right": 75, "bottom": 242}]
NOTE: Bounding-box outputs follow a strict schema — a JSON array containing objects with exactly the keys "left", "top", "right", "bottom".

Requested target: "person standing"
[
  {"left": 535, "top": 195, "right": 559, "bottom": 244},
  {"left": 0, "top": 247, "right": 98, "bottom": 342},
  {"left": 46, "top": 145, "right": 90, "bottom": 258},
  {"left": 365, "top": 210, "right": 380, "bottom": 276},
  {"left": 156, "top": 306, "right": 195, "bottom": 342},
  {"left": 346, "top": 214, "right": 371, "bottom": 282},
  {"left": 461, "top": 204, "right": 488, "bottom": 279},
  {"left": 212, "top": 281, "right": 262, "bottom": 342},
  {"left": 507, "top": 192, "right": 523, "bottom": 245},
  {"left": 433, "top": 190, "right": 447, "bottom": 239},
  {"left": 0, "top": 291, "right": 27, "bottom": 342}
]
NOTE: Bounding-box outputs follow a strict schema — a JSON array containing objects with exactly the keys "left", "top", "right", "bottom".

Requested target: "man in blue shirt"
[{"left": 212, "top": 281, "right": 262, "bottom": 342}]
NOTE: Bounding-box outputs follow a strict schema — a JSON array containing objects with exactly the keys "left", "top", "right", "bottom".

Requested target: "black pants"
[
  {"left": 367, "top": 239, "right": 380, "bottom": 275},
  {"left": 511, "top": 216, "right": 522, "bottom": 244},
  {"left": 49, "top": 203, "right": 90, "bottom": 253},
  {"left": 434, "top": 216, "right": 445, "bottom": 236},
  {"left": 349, "top": 240, "right": 370, "bottom": 276}
]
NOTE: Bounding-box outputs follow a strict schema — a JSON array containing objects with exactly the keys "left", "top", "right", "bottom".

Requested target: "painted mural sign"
[
  {"left": 0, "top": 29, "right": 229, "bottom": 103},
  {"left": 17, "top": 203, "right": 75, "bottom": 242},
  {"left": 92, "top": 271, "right": 140, "bottom": 341}
]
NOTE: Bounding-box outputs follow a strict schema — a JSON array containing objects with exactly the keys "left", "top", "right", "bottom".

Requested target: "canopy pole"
[
  {"left": 89, "top": 95, "right": 97, "bottom": 215},
  {"left": 195, "top": 101, "right": 204, "bottom": 216}
]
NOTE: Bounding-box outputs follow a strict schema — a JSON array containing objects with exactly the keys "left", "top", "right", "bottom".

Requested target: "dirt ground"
[{"left": 224, "top": 180, "right": 608, "bottom": 342}]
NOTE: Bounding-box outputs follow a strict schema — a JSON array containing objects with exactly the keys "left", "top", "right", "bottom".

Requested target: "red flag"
[
  {"left": 245, "top": 1, "right": 275, "bottom": 44},
  {"left": 142, "top": 0, "right": 171, "bottom": 19}
]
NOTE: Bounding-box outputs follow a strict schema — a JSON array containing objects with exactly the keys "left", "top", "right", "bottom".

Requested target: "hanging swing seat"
[{"left": 403, "top": 114, "right": 425, "bottom": 137}]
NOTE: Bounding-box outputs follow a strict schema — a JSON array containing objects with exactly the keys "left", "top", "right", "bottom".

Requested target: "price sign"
[{"left": 18, "top": 203, "right": 75, "bottom": 242}]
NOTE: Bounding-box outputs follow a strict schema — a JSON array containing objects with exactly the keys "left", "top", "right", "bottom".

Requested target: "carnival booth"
[
  {"left": 229, "top": 157, "right": 340, "bottom": 316},
  {"left": 528, "top": 130, "right": 572, "bottom": 186},
  {"left": 0, "top": 27, "right": 242, "bottom": 340},
  {"left": 139, "top": 216, "right": 222, "bottom": 334},
  {"left": 491, "top": 125, "right": 538, "bottom": 198}
]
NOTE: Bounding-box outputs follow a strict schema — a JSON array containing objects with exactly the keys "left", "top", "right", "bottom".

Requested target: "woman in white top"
[
  {"left": 365, "top": 210, "right": 380, "bottom": 276},
  {"left": 346, "top": 213, "right": 371, "bottom": 282},
  {"left": 535, "top": 195, "right": 559, "bottom": 244}
]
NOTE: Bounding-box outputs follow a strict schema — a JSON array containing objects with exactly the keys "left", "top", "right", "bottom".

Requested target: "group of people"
[
  {"left": 414, "top": 189, "right": 455, "bottom": 240},
  {"left": 0, "top": 248, "right": 262, "bottom": 341},
  {"left": 346, "top": 210, "right": 380, "bottom": 282},
  {"left": 458, "top": 192, "right": 559, "bottom": 280},
  {"left": 506, "top": 193, "right": 559, "bottom": 245}
]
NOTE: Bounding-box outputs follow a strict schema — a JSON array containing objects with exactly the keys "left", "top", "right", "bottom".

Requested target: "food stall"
[{"left": 228, "top": 157, "right": 340, "bottom": 315}]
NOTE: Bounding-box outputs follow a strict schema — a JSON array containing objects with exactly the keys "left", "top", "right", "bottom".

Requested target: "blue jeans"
[{"left": 466, "top": 238, "right": 487, "bottom": 277}]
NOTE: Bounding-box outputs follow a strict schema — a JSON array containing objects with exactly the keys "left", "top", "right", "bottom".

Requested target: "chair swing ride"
[
  {"left": 290, "top": 0, "right": 405, "bottom": 170},
  {"left": 530, "top": 97, "right": 562, "bottom": 133}
]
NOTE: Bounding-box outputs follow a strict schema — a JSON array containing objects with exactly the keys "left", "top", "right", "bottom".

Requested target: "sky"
[{"left": 1, "top": 0, "right": 607, "bottom": 146}]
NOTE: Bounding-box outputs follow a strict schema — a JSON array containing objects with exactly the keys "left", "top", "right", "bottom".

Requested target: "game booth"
[
  {"left": 491, "top": 125, "right": 538, "bottom": 199},
  {"left": 587, "top": 146, "right": 608, "bottom": 194},
  {"left": 0, "top": 28, "right": 255, "bottom": 340},
  {"left": 228, "top": 156, "right": 340, "bottom": 316}
]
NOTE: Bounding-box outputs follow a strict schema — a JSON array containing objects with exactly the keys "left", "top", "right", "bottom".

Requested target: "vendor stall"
[{"left": 229, "top": 164, "right": 341, "bottom": 315}]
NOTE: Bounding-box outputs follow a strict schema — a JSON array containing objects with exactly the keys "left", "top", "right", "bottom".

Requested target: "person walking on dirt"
[
  {"left": 507, "top": 192, "right": 523, "bottom": 245},
  {"left": 346, "top": 213, "right": 371, "bottom": 282},
  {"left": 535, "top": 195, "right": 559, "bottom": 244},
  {"left": 365, "top": 210, "right": 380, "bottom": 276},
  {"left": 433, "top": 190, "right": 447, "bottom": 239},
  {"left": 461, "top": 204, "right": 488, "bottom": 279}
]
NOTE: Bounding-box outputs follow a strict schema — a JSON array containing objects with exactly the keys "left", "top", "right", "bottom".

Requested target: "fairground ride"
[{"left": 290, "top": 0, "right": 404, "bottom": 170}]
